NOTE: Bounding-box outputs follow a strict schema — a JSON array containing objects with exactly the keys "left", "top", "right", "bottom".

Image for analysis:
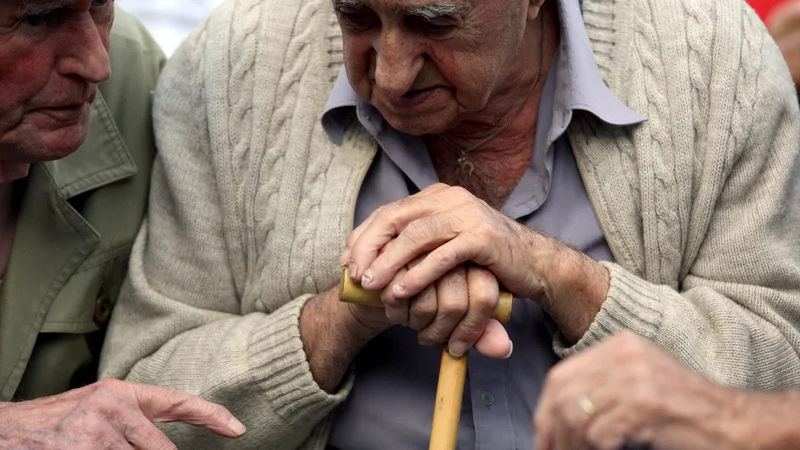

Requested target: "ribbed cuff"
[
  {"left": 554, "top": 262, "right": 666, "bottom": 357},
  {"left": 247, "top": 295, "right": 353, "bottom": 424}
]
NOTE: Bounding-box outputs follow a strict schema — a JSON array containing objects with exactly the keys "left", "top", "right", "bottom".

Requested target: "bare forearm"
[
  {"left": 533, "top": 234, "right": 610, "bottom": 344},
  {"left": 299, "top": 288, "right": 380, "bottom": 393}
]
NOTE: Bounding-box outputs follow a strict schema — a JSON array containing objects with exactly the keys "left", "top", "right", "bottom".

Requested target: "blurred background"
[{"left": 117, "top": 0, "right": 225, "bottom": 56}]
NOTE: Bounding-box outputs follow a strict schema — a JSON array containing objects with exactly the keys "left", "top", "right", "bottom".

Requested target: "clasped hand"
[{"left": 340, "top": 183, "right": 553, "bottom": 359}]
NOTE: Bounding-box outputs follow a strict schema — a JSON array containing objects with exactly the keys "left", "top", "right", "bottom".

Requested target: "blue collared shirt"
[{"left": 323, "top": 0, "right": 644, "bottom": 448}]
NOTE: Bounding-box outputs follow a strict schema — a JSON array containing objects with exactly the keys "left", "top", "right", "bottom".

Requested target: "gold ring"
[{"left": 577, "top": 395, "right": 597, "bottom": 417}]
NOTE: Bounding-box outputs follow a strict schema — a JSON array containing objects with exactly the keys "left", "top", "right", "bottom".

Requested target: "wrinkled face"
[
  {"left": 0, "top": 0, "right": 115, "bottom": 163},
  {"left": 333, "top": 0, "right": 531, "bottom": 135}
]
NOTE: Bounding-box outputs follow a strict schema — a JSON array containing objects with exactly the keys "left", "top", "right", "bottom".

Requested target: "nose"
[
  {"left": 56, "top": 12, "right": 112, "bottom": 84},
  {"left": 373, "top": 28, "right": 423, "bottom": 96}
]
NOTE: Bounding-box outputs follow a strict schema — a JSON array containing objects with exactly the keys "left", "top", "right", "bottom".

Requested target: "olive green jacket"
[{"left": 0, "top": 9, "right": 165, "bottom": 402}]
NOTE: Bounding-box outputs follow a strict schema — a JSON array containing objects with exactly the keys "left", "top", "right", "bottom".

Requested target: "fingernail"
[
  {"left": 348, "top": 261, "right": 359, "bottom": 281},
  {"left": 229, "top": 417, "right": 247, "bottom": 436},
  {"left": 504, "top": 341, "right": 514, "bottom": 359},
  {"left": 362, "top": 268, "right": 375, "bottom": 286},
  {"left": 448, "top": 342, "right": 468, "bottom": 358},
  {"left": 393, "top": 281, "right": 406, "bottom": 295}
]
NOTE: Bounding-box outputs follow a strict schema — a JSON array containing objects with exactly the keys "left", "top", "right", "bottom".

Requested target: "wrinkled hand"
[
  {"left": 534, "top": 332, "right": 747, "bottom": 450},
  {"left": 341, "top": 184, "right": 549, "bottom": 358},
  {"left": 0, "top": 379, "right": 245, "bottom": 450},
  {"left": 768, "top": 1, "right": 800, "bottom": 87},
  {"left": 344, "top": 255, "right": 513, "bottom": 359}
]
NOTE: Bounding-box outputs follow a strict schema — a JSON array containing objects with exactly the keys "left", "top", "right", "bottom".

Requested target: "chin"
[
  {"left": 383, "top": 113, "right": 454, "bottom": 136},
  {"left": 32, "top": 125, "right": 89, "bottom": 162}
]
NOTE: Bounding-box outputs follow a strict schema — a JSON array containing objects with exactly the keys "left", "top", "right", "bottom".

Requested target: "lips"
[
  {"left": 32, "top": 102, "right": 91, "bottom": 123},
  {"left": 385, "top": 86, "right": 443, "bottom": 110}
]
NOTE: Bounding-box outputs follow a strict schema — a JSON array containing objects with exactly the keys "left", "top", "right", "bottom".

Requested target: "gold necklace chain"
[{"left": 437, "top": 11, "right": 547, "bottom": 176}]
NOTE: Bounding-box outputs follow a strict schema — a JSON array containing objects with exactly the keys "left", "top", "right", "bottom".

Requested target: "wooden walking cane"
[{"left": 339, "top": 268, "right": 514, "bottom": 450}]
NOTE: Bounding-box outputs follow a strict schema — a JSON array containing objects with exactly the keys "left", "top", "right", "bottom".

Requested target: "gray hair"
[
  {"left": 401, "top": 2, "right": 468, "bottom": 19},
  {"left": 332, "top": 0, "right": 468, "bottom": 19}
]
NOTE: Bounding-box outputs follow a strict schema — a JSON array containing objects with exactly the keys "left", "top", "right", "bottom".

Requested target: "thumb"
[
  {"left": 132, "top": 383, "right": 247, "bottom": 439},
  {"left": 471, "top": 319, "right": 513, "bottom": 359}
]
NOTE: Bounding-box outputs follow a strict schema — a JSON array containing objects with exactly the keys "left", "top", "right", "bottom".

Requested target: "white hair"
[{"left": 332, "top": 0, "right": 468, "bottom": 19}]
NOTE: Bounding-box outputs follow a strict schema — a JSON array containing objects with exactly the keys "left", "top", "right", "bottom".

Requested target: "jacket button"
[{"left": 94, "top": 294, "right": 113, "bottom": 326}]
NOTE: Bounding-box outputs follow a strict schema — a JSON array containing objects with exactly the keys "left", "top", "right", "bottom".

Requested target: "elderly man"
[
  {"left": 0, "top": 1, "right": 244, "bottom": 448},
  {"left": 101, "top": 0, "right": 800, "bottom": 448}
]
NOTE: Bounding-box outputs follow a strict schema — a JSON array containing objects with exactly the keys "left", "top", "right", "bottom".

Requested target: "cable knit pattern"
[{"left": 100, "top": 0, "right": 800, "bottom": 447}]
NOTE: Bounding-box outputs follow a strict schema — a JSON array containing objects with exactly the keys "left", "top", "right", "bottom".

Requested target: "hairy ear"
[{"left": 527, "top": 0, "right": 546, "bottom": 21}]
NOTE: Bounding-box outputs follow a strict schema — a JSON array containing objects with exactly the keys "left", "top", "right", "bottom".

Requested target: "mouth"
[
  {"left": 386, "top": 86, "right": 441, "bottom": 110},
  {"left": 31, "top": 101, "right": 91, "bottom": 123}
]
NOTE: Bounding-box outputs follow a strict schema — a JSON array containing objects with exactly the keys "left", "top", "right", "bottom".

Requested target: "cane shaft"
[{"left": 429, "top": 349, "right": 468, "bottom": 450}]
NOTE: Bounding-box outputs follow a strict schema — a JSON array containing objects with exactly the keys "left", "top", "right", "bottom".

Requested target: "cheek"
[
  {"left": 343, "top": 37, "right": 374, "bottom": 94},
  {"left": 0, "top": 49, "right": 53, "bottom": 114},
  {"left": 431, "top": 50, "right": 494, "bottom": 109}
]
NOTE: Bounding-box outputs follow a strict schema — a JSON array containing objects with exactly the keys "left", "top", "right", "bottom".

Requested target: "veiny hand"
[
  {"left": 344, "top": 254, "right": 514, "bottom": 359},
  {"left": 0, "top": 379, "right": 245, "bottom": 450},
  {"left": 340, "top": 184, "right": 553, "bottom": 358},
  {"left": 768, "top": 1, "right": 800, "bottom": 87},
  {"left": 533, "top": 332, "right": 749, "bottom": 450}
]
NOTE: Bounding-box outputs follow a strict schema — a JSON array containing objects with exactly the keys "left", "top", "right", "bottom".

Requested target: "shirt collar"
[{"left": 321, "top": 0, "right": 645, "bottom": 144}]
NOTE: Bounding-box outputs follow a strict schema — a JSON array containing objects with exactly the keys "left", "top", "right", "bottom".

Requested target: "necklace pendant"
[{"left": 457, "top": 153, "right": 474, "bottom": 176}]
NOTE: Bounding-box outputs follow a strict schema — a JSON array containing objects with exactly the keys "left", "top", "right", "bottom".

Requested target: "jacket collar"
[
  {"left": 42, "top": 91, "right": 137, "bottom": 199},
  {"left": 0, "top": 91, "right": 136, "bottom": 400}
]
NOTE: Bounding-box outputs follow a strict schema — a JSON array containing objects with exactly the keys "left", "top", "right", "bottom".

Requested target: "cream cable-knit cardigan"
[{"left": 100, "top": 0, "right": 800, "bottom": 447}]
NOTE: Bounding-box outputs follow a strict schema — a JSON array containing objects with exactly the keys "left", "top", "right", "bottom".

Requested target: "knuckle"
[
  {"left": 449, "top": 186, "right": 471, "bottom": 200},
  {"left": 456, "top": 318, "right": 485, "bottom": 339},
  {"left": 410, "top": 299, "right": 437, "bottom": 318},
  {"left": 429, "top": 250, "right": 457, "bottom": 270},
  {"left": 94, "top": 378, "right": 121, "bottom": 393},
  {"left": 438, "top": 300, "right": 468, "bottom": 318},
  {"left": 377, "top": 205, "right": 399, "bottom": 224}
]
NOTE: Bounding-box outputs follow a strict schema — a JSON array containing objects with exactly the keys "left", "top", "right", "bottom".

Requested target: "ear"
[{"left": 527, "top": 0, "right": 546, "bottom": 21}]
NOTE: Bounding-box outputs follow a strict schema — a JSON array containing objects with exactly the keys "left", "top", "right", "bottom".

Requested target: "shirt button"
[{"left": 481, "top": 390, "right": 495, "bottom": 407}]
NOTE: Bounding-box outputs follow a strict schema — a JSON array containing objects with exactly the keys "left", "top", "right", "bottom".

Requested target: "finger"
[
  {"left": 123, "top": 418, "right": 178, "bottom": 450},
  {"left": 361, "top": 213, "right": 460, "bottom": 293},
  {"left": 418, "top": 266, "right": 469, "bottom": 346},
  {"left": 409, "top": 283, "right": 438, "bottom": 332},
  {"left": 472, "top": 319, "right": 512, "bottom": 359},
  {"left": 350, "top": 196, "right": 454, "bottom": 286},
  {"left": 132, "top": 383, "right": 246, "bottom": 439},
  {"left": 399, "top": 238, "right": 479, "bottom": 298},
  {"left": 383, "top": 265, "right": 411, "bottom": 326},
  {"left": 447, "top": 266, "right": 501, "bottom": 358},
  {"left": 584, "top": 403, "right": 645, "bottom": 450},
  {"left": 343, "top": 184, "right": 451, "bottom": 273}
]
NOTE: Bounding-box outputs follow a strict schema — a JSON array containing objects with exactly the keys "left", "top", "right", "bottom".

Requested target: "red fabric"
[{"left": 749, "top": 0, "right": 788, "bottom": 21}]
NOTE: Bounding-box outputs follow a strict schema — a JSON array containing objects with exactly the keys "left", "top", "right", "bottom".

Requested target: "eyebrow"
[
  {"left": 400, "top": 2, "right": 468, "bottom": 19},
  {"left": 332, "top": 0, "right": 468, "bottom": 19},
  {"left": 18, "top": 0, "right": 73, "bottom": 15}
]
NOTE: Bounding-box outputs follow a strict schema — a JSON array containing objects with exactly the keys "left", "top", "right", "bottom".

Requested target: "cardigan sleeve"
[
  {"left": 556, "top": 4, "right": 800, "bottom": 390},
  {"left": 98, "top": 20, "right": 349, "bottom": 450}
]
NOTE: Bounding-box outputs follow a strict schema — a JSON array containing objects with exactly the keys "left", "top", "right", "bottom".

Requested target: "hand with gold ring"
[{"left": 532, "top": 332, "right": 798, "bottom": 450}]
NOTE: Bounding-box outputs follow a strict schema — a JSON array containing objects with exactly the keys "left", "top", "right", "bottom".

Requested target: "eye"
[
  {"left": 421, "top": 22, "right": 454, "bottom": 35},
  {"left": 24, "top": 14, "right": 45, "bottom": 26},
  {"left": 337, "top": 9, "right": 378, "bottom": 32},
  {"left": 93, "top": 0, "right": 111, "bottom": 5}
]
